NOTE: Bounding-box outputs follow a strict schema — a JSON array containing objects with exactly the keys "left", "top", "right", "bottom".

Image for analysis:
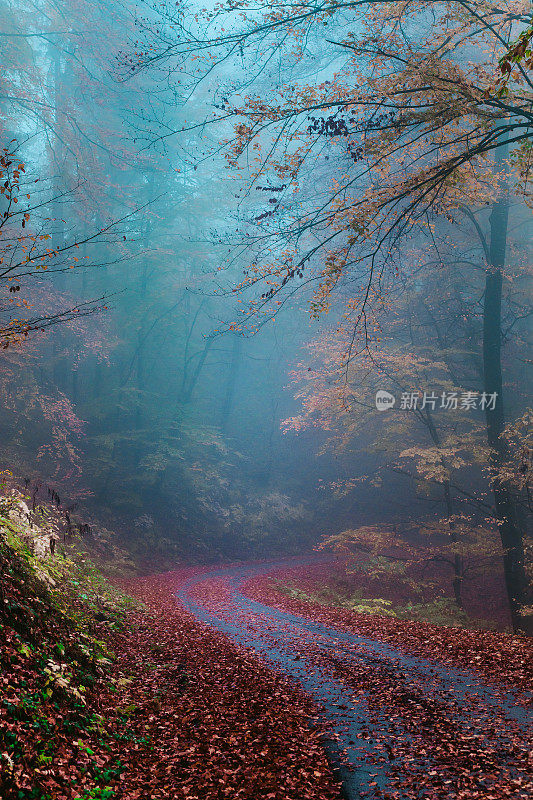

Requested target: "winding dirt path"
[{"left": 176, "top": 559, "right": 532, "bottom": 800}]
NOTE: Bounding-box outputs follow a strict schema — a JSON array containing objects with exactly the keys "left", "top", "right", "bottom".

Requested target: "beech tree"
[
  {"left": 284, "top": 227, "right": 530, "bottom": 617},
  {"left": 0, "top": 145, "right": 113, "bottom": 347},
  {"left": 135, "top": 0, "right": 532, "bottom": 630}
]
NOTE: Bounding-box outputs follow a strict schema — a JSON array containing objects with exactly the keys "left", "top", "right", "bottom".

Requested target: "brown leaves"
[
  {"left": 105, "top": 567, "right": 340, "bottom": 800},
  {"left": 239, "top": 559, "right": 532, "bottom": 799},
  {"left": 246, "top": 562, "right": 533, "bottom": 696},
  {"left": 1, "top": 541, "right": 336, "bottom": 800}
]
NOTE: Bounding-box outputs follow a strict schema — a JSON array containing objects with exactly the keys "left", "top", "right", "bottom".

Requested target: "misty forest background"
[{"left": 0, "top": 0, "right": 531, "bottom": 631}]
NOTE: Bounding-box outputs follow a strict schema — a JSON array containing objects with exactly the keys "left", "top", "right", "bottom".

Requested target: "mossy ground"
[
  {"left": 275, "top": 580, "right": 486, "bottom": 629},
  {"left": 0, "top": 512, "right": 144, "bottom": 800},
  {"left": 0, "top": 509, "right": 340, "bottom": 800}
]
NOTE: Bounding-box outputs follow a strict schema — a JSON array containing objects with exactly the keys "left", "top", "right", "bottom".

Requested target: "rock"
[
  {"left": 32, "top": 535, "right": 51, "bottom": 558},
  {"left": 8, "top": 505, "right": 32, "bottom": 532}
]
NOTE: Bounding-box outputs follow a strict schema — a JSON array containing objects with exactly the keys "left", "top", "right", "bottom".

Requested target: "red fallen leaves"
[
  {"left": 159, "top": 561, "right": 532, "bottom": 800},
  {"left": 186, "top": 560, "right": 530, "bottom": 800},
  {"left": 0, "top": 563, "right": 122, "bottom": 799},
  {"left": 1, "top": 557, "right": 340, "bottom": 800},
  {"left": 244, "top": 563, "right": 533, "bottom": 700},
  {"left": 6, "top": 552, "right": 529, "bottom": 800},
  {"left": 110, "top": 567, "right": 341, "bottom": 800},
  {"left": 317, "top": 638, "right": 532, "bottom": 800}
]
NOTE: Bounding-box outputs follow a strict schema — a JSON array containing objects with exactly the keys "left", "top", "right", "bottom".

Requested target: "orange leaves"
[
  {"left": 493, "top": 22, "right": 533, "bottom": 97},
  {"left": 185, "top": 0, "right": 533, "bottom": 335},
  {"left": 108, "top": 567, "right": 340, "bottom": 800}
]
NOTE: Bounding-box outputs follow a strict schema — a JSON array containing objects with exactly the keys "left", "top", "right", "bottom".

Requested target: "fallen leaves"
[
  {"left": 5, "top": 549, "right": 531, "bottom": 800},
  {"left": 245, "top": 562, "right": 533, "bottom": 697},
  {"left": 106, "top": 566, "right": 340, "bottom": 800}
]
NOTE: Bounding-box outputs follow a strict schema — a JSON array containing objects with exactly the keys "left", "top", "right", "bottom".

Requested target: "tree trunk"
[
  {"left": 220, "top": 334, "right": 242, "bottom": 432},
  {"left": 424, "top": 410, "right": 463, "bottom": 608},
  {"left": 483, "top": 145, "right": 532, "bottom": 635}
]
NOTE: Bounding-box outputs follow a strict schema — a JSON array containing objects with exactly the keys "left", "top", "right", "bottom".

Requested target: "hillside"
[{"left": 0, "top": 491, "right": 339, "bottom": 800}]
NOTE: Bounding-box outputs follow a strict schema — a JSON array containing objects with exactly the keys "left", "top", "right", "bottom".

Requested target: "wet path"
[{"left": 176, "top": 560, "right": 532, "bottom": 800}]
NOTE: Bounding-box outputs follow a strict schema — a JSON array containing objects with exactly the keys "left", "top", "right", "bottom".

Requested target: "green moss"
[
  {"left": 0, "top": 515, "right": 144, "bottom": 799},
  {"left": 277, "top": 580, "right": 493, "bottom": 629}
]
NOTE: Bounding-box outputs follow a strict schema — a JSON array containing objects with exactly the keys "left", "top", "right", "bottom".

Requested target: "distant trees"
[
  {"left": 0, "top": 0, "right": 149, "bottom": 489},
  {"left": 0, "top": 144, "right": 122, "bottom": 348},
  {"left": 135, "top": 1, "right": 532, "bottom": 319},
  {"left": 0, "top": 0, "right": 160, "bottom": 348},
  {"left": 135, "top": 0, "right": 533, "bottom": 630}
]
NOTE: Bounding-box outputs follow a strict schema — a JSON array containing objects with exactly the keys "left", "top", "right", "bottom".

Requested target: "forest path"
[{"left": 176, "top": 559, "right": 531, "bottom": 800}]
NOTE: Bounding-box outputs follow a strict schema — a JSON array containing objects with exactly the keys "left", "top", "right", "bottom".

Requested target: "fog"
[{"left": 1, "top": 0, "right": 531, "bottom": 626}]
